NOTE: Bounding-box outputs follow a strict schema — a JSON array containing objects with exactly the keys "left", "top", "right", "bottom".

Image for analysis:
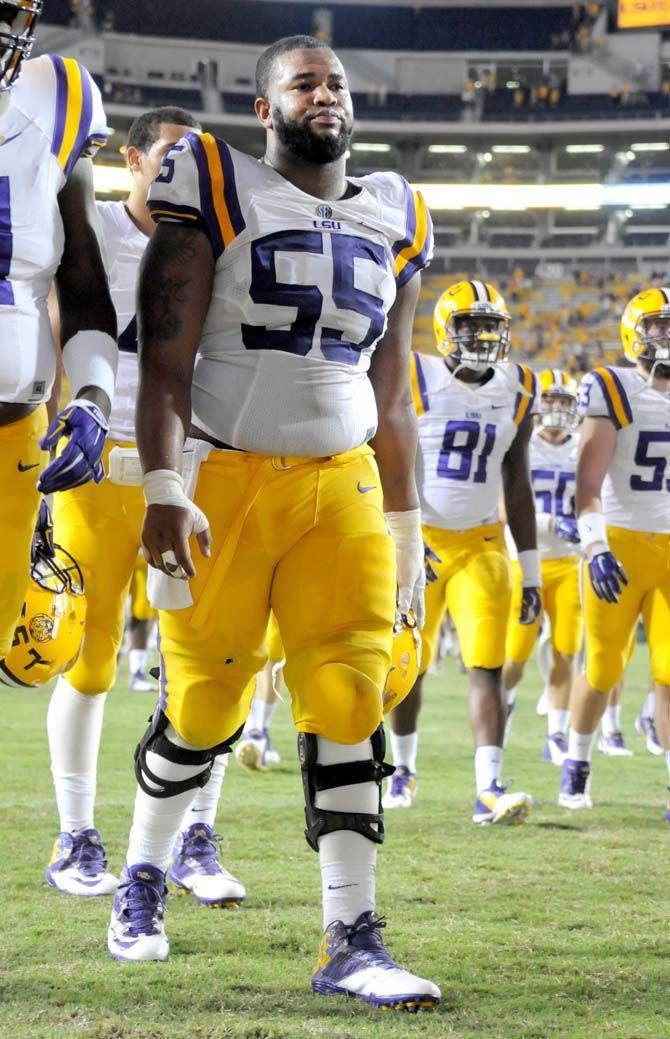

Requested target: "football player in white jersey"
[
  {"left": 45, "top": 107, "right": 246, "bottom": 907},
  {"left": 384, "top": 280, "right": 540, "bottom": 824},
  {"left": 559, "top": 288, "right": 670, "bottom": 819},
  {"left": 107, "top": 35, "right": 440, "bottom": 1011},
  {"left": 503, "top": 369, "right": 582, "bottom": 765},
  {"left": 0, "top": 1, "right": 117, "bottom": 680}
]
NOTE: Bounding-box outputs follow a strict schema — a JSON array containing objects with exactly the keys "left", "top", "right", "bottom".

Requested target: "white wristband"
[
  {"left": 142, "top": 469, "right": 186, "bottom": 508},
  {"left": 62, "top": 330, "right": 118, "bottom": 402},
  {"left": 384, "top": 508, "right": 422, "bottom": 542},
  {"left": 577, "top": 512, "right": 608, "bottom": 551},
  {"left": 535, "top": 513, "right": 552, "bottom": 534},
  {"left": 518, "top": 549, "right": 540, "bottom": 587}
]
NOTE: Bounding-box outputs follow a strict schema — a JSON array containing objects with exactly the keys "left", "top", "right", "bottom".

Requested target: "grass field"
[{"left": 1, "top": 646, "right": 668, "bottom": 1039}]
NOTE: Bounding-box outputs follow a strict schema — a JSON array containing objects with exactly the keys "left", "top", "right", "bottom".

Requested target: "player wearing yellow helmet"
[
  {"left": 560, "top": 288, "right": 670, "bottom": 819},
  {"left": 385, "top": 279, "right": 539, "bottom": 824},
  {"left": 503, "top": 369, "right": 582, "bottom": 765}
]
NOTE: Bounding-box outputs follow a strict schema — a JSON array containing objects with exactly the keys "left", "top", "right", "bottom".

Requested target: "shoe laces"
[
  {"left": 390, "top": 767, "right": 410, "bottom": 797},
  {"left": 72, "top": 831, "right": 108, "bottom": 878},
  {"left": 182, "top": 826, "right": 224, "bottom": 875},
  {"left": 346, "top": 913, "right": 397, "bottom": 970},
  {"left": 119, "top": 875, "right": 166, "bottom": 937}
]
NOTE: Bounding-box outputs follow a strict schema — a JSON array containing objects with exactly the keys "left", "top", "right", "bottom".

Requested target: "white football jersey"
[
  {"left": 578, "top": 365, "right": 670, "bottom": 533},
  {"left": 411, "top": 352, "right": 537, "bottom": 530},
  {"left": 147, "top": 132, "right": 433, "bottom": 456},
  {"left": 97, "top": 201, "right": 147, "bottom": 441},
  {"left": 0, "top": 55, "right": 108, "bottom": 404},
  {"left": 528, "top": 429, "right": 578, "bottom": 559}
]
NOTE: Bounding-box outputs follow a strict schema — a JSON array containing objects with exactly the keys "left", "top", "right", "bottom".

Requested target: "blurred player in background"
[
  {"left": 503, "top": 369, "right": 582, "bottom": 764},
  {"left": 235, "top": 613, "right": 283, "bottom": 770},
  {"left": 125, "top": 555, "right": 157, "bottom": 692},
  {"left": 0, "top": 1, "right": 116, "bottom": 676},
  {"left": 560, "top": 288, "right": 670, "bottom": 819},
  {"left": 385, "top": 280, "right": 539, "bottom": 825}
]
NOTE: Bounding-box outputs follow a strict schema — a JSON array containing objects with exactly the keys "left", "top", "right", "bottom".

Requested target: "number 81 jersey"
[
  {"left": 411, "top": 352, "right": 536, "bottom": 529},
  {"left": 578, "top": 365, "right": 670, "bottom": 533},
  {"left": 147, "top": 131, "right": 433, "bottom": 456}
]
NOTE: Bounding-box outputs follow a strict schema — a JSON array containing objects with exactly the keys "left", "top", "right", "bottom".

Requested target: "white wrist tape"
[
  {"left": 577, "top": 512, "right": 608, "bottom": 551},
  {"left": 385, "top": 509, "right": 423, "bottom": 614},
  {"left": 142, "top": 469, "right": 209, "bottom": 533},
  {"left": 535, "top": 513, "right": 552, "bottom": 535},
  {"left": 385, "top": 509, "right": 422, "bottom": 543},
  {"left": 518, "top": 549, "right": 540, "bottom": 587},
  {"left": 62, "top": 330, "right": 118, "bottom": 402}
]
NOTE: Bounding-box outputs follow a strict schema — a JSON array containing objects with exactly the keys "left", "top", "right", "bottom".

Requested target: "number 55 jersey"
[
  {"left": 577, "top": 365, "right": 670, "bottom": 691},
  {"left": 410, "top": 352, "right": 536, "bottom": 671},
  {"left": 147, "top": 131, "right": 433, "bottom": 457}
]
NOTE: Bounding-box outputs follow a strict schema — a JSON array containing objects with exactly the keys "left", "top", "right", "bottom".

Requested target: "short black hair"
[
  {"left": 126, "top": 107, "right": 201, "bottom": 152},
  {"left": 255, "top": 35, "right": 332, "bottom": 98}
]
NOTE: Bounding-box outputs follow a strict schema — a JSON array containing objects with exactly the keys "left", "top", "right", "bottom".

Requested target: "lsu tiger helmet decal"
[
  {"left": 0, "top": 504, "right": 86, "bottom": 688},
  {"left": 382, "top": 612, "right": 421, "bottom": 715},
  {"left": 537, "top": 369, "right": 579, "bottom": 431},
  {"left": 433, "top": 279, "right": 510, "bottom": 373},
  {"left": 620, "top": 287, "right": 670, "bottom": 375},
  {"left": 0, "top": 1, "right": 42, "bottom": 91}
]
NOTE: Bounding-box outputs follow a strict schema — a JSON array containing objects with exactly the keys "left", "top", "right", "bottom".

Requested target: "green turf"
[{"left": 1, "top": 647, "right": 668, "bottom": 1039}]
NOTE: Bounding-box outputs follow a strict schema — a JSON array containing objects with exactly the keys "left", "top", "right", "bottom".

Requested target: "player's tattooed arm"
[
  {"left": 369, "top": 274, "right": 422, "bottom": 512},
  {"left": 56, "top": 157, "right": 117, "bottom": 415},
  {"left": 502, "top": 412, "right": 537, "bottom": 554}
]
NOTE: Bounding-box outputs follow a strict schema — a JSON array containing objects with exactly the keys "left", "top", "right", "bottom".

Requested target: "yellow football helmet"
[
  {"left": 0, "top": 515, "right": 86, "bottom": 688},
  {"left": 382, "top": 613, "right": 421, "bottom": 715},
  {"left": 433, "top": 279, "right": 510, "bottom": 372},
  {"left": 537, "top": 369, "right": 579, "bottom": 431},
  {"left": 620, "top": 287, "right": 670, "bottom": 368}
]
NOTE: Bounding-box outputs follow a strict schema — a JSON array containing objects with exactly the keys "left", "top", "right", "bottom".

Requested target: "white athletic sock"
[
  {"left": 129, "top": 648, "right": 148, "bottom": 675},
  {"left": 189, "top": 754, "right": 228, "bottom": 830},
  {"left": 317, "top": 737, "right": 376, "bottom": 930},
  {"left": 47, "top": 677, "right": 107, "bottom": 834},
  {"left": 548, "top": 708, "right": 569, "bottom": 736},
  {"left": 568, "top": 728, "right": 594, "bottom": 762},
  {"left": 507, "top": 686, "right": 518, "bottom": 708},
  {"left": 666, "top": 751, "right": 670, "bottom": 782},
  {"left": 474, "top": 745, "right": 503, "bottom": 794},
  {"left": 263, "top": 700, "right": 278, "bottom": 730},
  {"left": 390, "top": 731, "right": 418, "bottom": 774},
  {"left": 243, "top": 696, "right": 266, "bottom": 734},
  {"left": 643, "top": 691, "right": 655, "bottom": 719},
  {"left": 601, "top": 705, "right": 622, "bottom": 737},
  {"left": 126, "top": 724, "right": 206, "bottom": 872}
]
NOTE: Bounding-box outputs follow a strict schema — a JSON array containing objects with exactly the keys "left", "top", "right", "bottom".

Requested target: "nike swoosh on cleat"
[
  {"left": 327, "top": 883, "right": 358, "bottom": 890},
  {"left": 357, "top": 483, "right": 376, "bottom": 494},
  {"left": 17, "top": 461, "right": 39, "bottom": 472}
]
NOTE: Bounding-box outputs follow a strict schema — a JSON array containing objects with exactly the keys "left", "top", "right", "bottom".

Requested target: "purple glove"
[
  {"left": 553, "top": 516, "right": 580, "bottom": 544},
  {"left": 38, "top": 399, "right": 108, "bottom": 494},
  {"left": 424, "top": 543, "right": 441, "bottom": 584},
  {"left": 588, "top": 551, "right": 628, "bottom": 604},
  {"left": 520, "top": 586, "right": 541, "bottom": 625}
]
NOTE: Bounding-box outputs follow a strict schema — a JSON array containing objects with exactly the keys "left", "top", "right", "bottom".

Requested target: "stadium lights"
[
  {"left": 351, "top": 143, "right": 391, "bottom": 152},
  {"left": 491, "top": 145, "right": 531, "bottom": 154},
  {"left": 564, "top": 144, "right": 605, "bottom": 154},
  {"left": 412, "top": 182, "right": 670, "bottom": 210},
  {"left": 506, "top": 80, "right": 520, "bottom": 88},
  {"left": 630, "top": 142, "right": 670, "bottom": 152},
  {"left": 428, "top": 144, "right": 467, "bottom": 153}
]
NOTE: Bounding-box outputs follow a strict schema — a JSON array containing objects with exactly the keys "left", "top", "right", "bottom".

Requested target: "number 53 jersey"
[
  {"left": 147, "top": 132, "right": 433, "bottom": 456},
  {"left": 578, "top": 366, "right": 670, "bottom": 533},
  {"left": 410, "top": 352, "right": 536, "bottom": 529}
]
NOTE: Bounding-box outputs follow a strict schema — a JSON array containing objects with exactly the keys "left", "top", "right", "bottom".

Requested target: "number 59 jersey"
[
  {"left": 410, "top": 352, "right": 537, "bottom": 530},
  {"left": 578, "top": 366, "right": 670, "bottom": 533},
  {"left": 147, "top": 132, "right": 433, "bottom": 457},
  {"left": 0, "top": 55, "right": 108, "bottom": 404}
]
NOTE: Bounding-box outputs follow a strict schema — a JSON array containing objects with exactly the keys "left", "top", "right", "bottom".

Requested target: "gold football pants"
[{"left": 506, "top": 556, "right": 582, "bottom": 665}]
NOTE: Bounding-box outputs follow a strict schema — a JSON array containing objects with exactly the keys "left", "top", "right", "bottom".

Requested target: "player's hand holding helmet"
[
  {"left": 38, "top": 400, "right": 109, "bottom": 494},
  {"left": 537, "top": 369, "right": 579, "bottom": 431},
  {"left": 433, "top": 280, "right": 510, "bottom": 374}
]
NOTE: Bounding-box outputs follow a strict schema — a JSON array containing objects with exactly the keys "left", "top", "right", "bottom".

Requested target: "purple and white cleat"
[
  {"left": 108, "top": 863, "right": 169, "bottom": 962},
  {"left": 558, "top": 759, "right": 592, "bottom": 809},
  {"left": 598, "top": 731, "right": 633, "bottom": 757},
  {"left": 472, "top": 781, "right": 532, "bottom": 826},
  {"left": 312, "top": 911, "right": 440, "bottom": 1012},
  {"left": 382, "top": 766, "right": 417, "bottom": 809},
  {"left": 542, "top": 732, "right": 568, "bottom": 766},
  {"left": 235, "top": 728, "right": 278, "bottom": 771},
  {"left": 636, "top": 713, "right": 664, "bottom": 757},
  {"left": 45, "top": 828, "right": 118, "bottom": 896},
  {"left": 169, "top": 823, "right": 245, "bottom": 908}
]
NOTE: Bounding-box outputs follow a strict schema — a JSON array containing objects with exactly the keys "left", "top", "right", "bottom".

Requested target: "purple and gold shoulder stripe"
[
  {"left": 393, "top": 180, "right": 433, "bottom": 288},
  {"left": 592, "top": 367, "right": 633, "bottom": 429},
  {"left": 513, "top": 364, "right": 537, "bottom": 426},
  {"left": 410, "top": 351, "right": 430, "bottom": 417},
  {"left": 184, "top": 132, "right": 245, "bottom": 260},
  {"left": 50, "top": 56, "right": 107, "bottom": 176}
]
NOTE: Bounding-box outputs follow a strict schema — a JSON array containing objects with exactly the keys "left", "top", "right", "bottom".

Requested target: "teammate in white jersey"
[
  {"left": 106, "top": 35, "right": 441, "bottom": 1010},
  {"left": 45, "top": 107, "right": 245, "bottom": 907},
  {"left": 559, "top": 288, "right": 670, "bottom": 818},
  {"left": 0, "top": 2, "right": 117, "bottom": 679},
  {"left": 385, "top": 280, "right": 540, "bottom": 824},
  {"left": 503, "top": 369, "right": 582, "bottom": 765}
]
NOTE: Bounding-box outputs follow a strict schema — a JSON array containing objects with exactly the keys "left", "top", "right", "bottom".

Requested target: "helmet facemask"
[
  {"left": 32, "top": 543, "right": 84, "bottom": 598},
  {"left": 0, "top": 1, "right": 41, "bottom": 92},
  {"left": 636, "top": 314, "right": 670, "bottom": 378},
  {"left": 539, "top": 390, "right": 578, "bottom": 431},
  {"left": 449, "top": 309, "right": 509, "bottom": 374}
]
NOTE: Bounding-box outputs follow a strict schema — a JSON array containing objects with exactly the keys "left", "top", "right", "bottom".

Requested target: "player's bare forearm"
[
  {"left": 576, "top": 417, "right": 616, "bottom": 516},
  {"left": 503, "top": 416, "right": 537, "bottom": 553},
  {"left": 369, "top": 274, "right": 422, "bottom": 511},
  {"left": 136, "top": 223, "right": 214, "bottom": 474}
]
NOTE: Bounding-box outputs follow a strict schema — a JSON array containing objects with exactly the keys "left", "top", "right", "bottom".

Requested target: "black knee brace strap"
[
  {"left": 298, "top": 725, "right": 394, "bottom": 852},
  {"left": 134, "top": 710, "right": 243, "bottom": 799}
]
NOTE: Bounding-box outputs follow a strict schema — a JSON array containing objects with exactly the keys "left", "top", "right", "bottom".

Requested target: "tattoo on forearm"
[{"left": 139, "top": 226, "right": 198, "bottom": 344}]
